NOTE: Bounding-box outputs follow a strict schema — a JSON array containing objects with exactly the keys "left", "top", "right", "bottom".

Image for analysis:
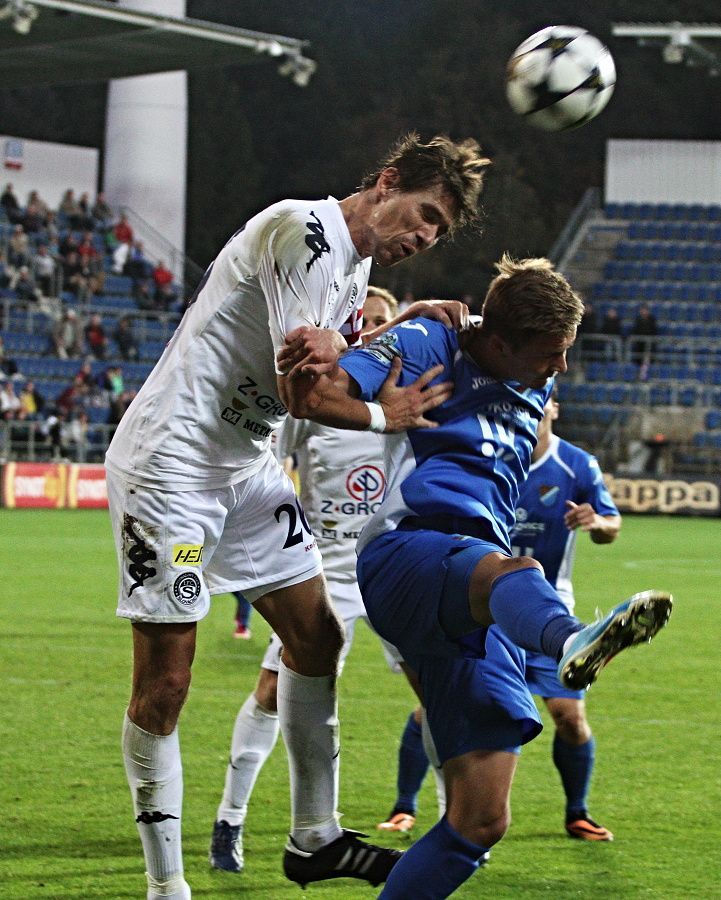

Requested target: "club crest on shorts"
[{"left": 173, "top": 572, "right": 201, "bottom": 605}]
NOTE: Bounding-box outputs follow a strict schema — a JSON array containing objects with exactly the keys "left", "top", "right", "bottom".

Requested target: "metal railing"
[{"left": 0, "top": 420, "right": 116, "bottom": 464}]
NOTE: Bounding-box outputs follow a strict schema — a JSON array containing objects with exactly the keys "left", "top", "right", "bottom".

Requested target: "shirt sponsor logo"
[
  {"left": 305, "top": 211, "right": 331, "bottom": 271},
  {"left": 172, "top": 544, "right": 203, "bottom": 566},
  {"left": 364, "top": 331, "right": 400, "bottom": 365},
  {"left": 346, "top": 465, "right": 385, "bottom": 502}
]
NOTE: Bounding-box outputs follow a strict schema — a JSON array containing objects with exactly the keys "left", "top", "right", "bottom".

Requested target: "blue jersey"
[
  {"left": 509, "top": 434, "right": 619, "bottom": 611},
  {"left": 339, "top": 318, "right": 553, "bottom": 554}
]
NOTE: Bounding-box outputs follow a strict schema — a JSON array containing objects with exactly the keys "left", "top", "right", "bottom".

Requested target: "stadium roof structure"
[
  {"left": 0, "top": 0, "right": 317, "bottom": 89},
  {"left": 613, "top": 22, "right": 721, "bottom": 76}
]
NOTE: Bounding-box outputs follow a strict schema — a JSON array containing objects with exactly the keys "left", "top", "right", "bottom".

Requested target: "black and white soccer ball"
[{"left": 505, "top": 25, "right": 616, "bottom": 131}]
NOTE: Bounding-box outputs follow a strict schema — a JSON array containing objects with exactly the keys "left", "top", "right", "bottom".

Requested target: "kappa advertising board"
[
  {"left": 2, "top": 463, "right": 108, "bottom": 509},
  {"left": 604, "top": 474, "right": 721, "bottom": 516}
]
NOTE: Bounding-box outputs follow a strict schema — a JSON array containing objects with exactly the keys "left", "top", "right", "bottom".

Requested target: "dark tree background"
[{"left": 2, "top": 0, "right": 721, "bottom": 302}]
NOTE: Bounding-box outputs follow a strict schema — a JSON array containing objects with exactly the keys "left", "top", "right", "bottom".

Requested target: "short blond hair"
[
  {"left": 360, "top": 132, "right": 491, "bottom": 233},
  {"left": 366, "top": 285, "right": 399, "bottom": 316},
  {"left": 481, "top": 254, "right": 583, "bottom": 348}
]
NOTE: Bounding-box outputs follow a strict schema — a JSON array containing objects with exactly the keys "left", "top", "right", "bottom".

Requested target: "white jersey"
[
  {"left": 106, "top": 198, "right": 370, "bottom": 490},
  {"left": 277, "top": 418, "right": 386, "bottom": 584}
]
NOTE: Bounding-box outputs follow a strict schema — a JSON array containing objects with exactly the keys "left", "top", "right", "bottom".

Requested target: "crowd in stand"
[
  {"left": 576, "top": 301, "right": 659, "bottom": 371},
  {"left": 0, "top": 182, "right": 175, "bottom": 461}
]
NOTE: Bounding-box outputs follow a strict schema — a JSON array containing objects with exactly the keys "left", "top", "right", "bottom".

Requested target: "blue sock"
[
  {"left": 233, "top": 592, "right": 252, "bottom": 628},
  {"left": 489, "top": 568, "right": 582, "bottom": 658},
  {"left": 553, "top": 734, "right": 595, "bottom": 820},
  {"left": 393, "top": 712, "right": 429, "bottom": 814},
  {"left": 379, "top": 815, "right": 488, "bottom": 899}
]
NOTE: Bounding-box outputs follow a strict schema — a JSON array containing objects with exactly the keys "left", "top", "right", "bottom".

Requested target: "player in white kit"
[
  {"left": 209, "top": 288, "right": 407, "bottom": 875},
  {"left": 105, "top": 134, "right": 491, "bottom": 898}
]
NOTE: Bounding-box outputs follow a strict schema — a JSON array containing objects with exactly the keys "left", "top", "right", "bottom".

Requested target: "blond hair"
[
  {"left": 360, "top": 132, "right": 491, "bottom": 233},
  {"left": 366, "top": 285, "right": 399, "bottom": 317},
  {"left": 481, "top": 254, "right": 583, "bottom": 347}
]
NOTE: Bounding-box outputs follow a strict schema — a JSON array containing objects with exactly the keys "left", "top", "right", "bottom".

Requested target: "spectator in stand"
[
  {"left": 629, "top": 304, "right": 658, "bottom": 368},
  {"left": 599, "top": 306, "right": 623, "bottom": 362},
  {"left": 77, "top": 230, "right": 105, "bottom": 296},
  {"left": 113, "top": 212, "right": 134, "bottom": 246},
  {"left": 19, "top": 380, "right": 45, "bottom": 420},
  {"left": 113, "top": 315, "right": 139, "bottom": 361},
  {"left": 92, "top": 192, "right": 114, "bottom": 231},
  {"left": 108, "top": 387, "right": 136, "bottom": 429},
  {"left": 0, "top": 379, "right": 23, "bottom": 419},
  {"left": 112, "top": 239, "right": 130, "bottom": 275},
  {"left": 20, "top": 381, "right": 45, "bottom": 421},
  {"left": 59, "top": 230, "right": 80, "bottom": 259},
  {"left": 32, "top": 245, "right": 57, "bottom": 297},
  {"left": 56, "top": 373, "right": 89, "bottom": 416},
  {"left": 76, "top": 359, "right": 96, "bottom": 390},
  {"left": 41, "top": 407, "right": 67, "bottom": 459},
  {"left": 43, "top": 210, "right": 60, "bottom": 251},
  {"left": 77, "top": 192, "right": 95, "bottom": 230},
  {"left": 1, "top": 183, "right": 23, "bottom": 224},
  {"left": 575, "top": 301, "right": 600, "bottom": 362},
  {"left": 152, "top": 259, "right": 178, "bottom": 309},
  {"left": 23, "top": 190, "right": 48, "bottom": 234},
  {"left": 85, "top": 313, "right": 108, "bottom": 359},
  {"left": 0, "top": 250, "right": 10, "bottom": 290},
  {"left": 52, "top": 308, "right": 84, "bottom": 359},
  {"left": 124, "top": 240, "right": 151, "bottom": 282},
  {"left": 59, "top": 188, "right": 83, "bottom": 230},
  {"left": 13, "top": 266, "right": 40, "bottom": 304},
  {"left": 0, "top": 336, "right": 19, "bottom": 378},
  {"left": 8, "top": 224, "right": 31, "bottom": 269},
  {"left": 100, "top": 366, "right": 125, "bottom": 396},
  {"left": 62, "top": 250, "right": 89, "bottom": 301},
  {"left": 63, "top": 408, "right": 90, "bottom": 461}
]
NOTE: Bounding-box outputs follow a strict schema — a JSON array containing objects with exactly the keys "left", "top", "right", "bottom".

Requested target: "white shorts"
[
  {"left": 260, "top": 578, "right": 404, "bottom": 674},
  {"left": 107, "top": 454, "right": 323, "bottom": 623}
]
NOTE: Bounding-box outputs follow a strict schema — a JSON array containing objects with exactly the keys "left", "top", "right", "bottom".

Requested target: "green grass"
[{"left": 1, "top": 510, "right": 719, "bottom": 898}]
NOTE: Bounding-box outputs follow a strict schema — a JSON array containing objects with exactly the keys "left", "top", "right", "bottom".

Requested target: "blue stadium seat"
[{"left": 705, "top": 410, "right": 721, "bottom": 430}]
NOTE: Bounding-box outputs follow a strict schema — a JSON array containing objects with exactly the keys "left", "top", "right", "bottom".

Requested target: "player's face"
[
  {"left": 367, "top": 171, "right": 456, "bottom": 268},
  {"left": 361, "top": 295, "right": 394, "bottom": 335},
  {"left": 505, "top": 331, "right": 575, "bottom": 389}
]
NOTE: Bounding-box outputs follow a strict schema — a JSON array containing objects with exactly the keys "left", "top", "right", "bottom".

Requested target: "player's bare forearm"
[
  {"left": 277, "top": 357, "right": 453, "bottom": 433},
  {"left": 589, "top": 514, "right": 622, "bottom": 544},
  {"left": 362, "top": 299, "right": 470, "bottom": 344}
]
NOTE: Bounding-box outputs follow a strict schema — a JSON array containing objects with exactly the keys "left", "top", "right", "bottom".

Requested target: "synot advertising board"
[{"left": 2, "top": 463, "right": 108, "bottom": 509}]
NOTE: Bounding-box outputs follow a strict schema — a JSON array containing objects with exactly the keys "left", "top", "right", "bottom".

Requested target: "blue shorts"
[
  {"left": 525, "top": 651, "right": 585, "bottom": 701},
  {"left": 357, "top": 529, "right": 543, "bottom": 763}
]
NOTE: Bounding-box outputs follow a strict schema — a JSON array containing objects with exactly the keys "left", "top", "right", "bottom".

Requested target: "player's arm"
[
  {"left": 277, "top": 356, "right": 450, "bottom": 433},
  {"left": 361, "top": 298, "right": 470, "bottom": 344},
  {"left": 563, "top": 501, "right": 621, "bottom": 544},
  {"left": 277, "top": 299, "right": 470, "bottom": 378}
]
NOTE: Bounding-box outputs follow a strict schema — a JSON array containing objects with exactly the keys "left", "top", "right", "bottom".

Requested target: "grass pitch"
[{"left": 1, "top": 510, "right": 718, "bottom": 898}]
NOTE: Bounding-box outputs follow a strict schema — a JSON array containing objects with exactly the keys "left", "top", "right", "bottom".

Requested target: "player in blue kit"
[
  {"left": 304, "top": 254, "right": 672, "bottom": 899},
  {"left": 378, "top": 389, "right": 623, "bottom": 847},
  {"left": 512, "top": 390, "right": 621, "bottom": 842}
]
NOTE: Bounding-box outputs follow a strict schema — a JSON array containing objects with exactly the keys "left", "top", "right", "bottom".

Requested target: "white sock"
[
  {"left": 421, "top": 708, "right": 447, "bottom": 818},
  {"left": 277, "top": 660, "right": 342, "bottom": 851},
  {"left": 122, "top": 713, "right": 186, "bottom": 890},
  {"left": 216, "top": 693, "right": 280, "bottom": 827}
]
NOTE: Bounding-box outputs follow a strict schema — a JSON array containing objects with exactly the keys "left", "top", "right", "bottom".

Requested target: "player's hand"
[
  {"left": 564, "top": 500, "right": 598, "bottom": 532},
  {"left": 377, "top": 357, "right": 452, "bottom": 432},
  {"left": 277, "top": 326, "right": 347, "bottom": 379},
  {"left": 403, "top": 299, "right": 470, "bottom": 330}
]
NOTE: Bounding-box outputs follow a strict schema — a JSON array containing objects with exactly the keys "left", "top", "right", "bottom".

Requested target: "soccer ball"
[{"left": 505, "top": 25, "right": 616, "bottom": 131}]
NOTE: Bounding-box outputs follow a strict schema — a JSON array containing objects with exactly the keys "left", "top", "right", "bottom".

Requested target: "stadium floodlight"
[
  {"left": 277, "top": 53, "right": 317, "bottom": 87},
  {"left": 613, "top": 22, "right": 721, "bottom": 76},
  {"left": 0, "top": 0, "right": 38, "bottom": 33}
]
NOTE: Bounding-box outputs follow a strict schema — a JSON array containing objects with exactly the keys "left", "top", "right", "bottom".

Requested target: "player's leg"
[
  {"left": 211, "top": 662, "right": 281, "bottom": 872},
  {"left": 124, "top": 622, "right": 196, "bottom": 900},
  {"left": 380, "top": 748, "right": 516, "bottom": 899},
  {"left": 377, "top": 706, "right": 428, "bottom": 832},
  {"left": 232, "top": 591, "right": 252, "bottom": 639},
  {"left": 445, "top": 548, "right": 671, "bottom": 690},
  {"left": 255, "top": 577, "right": 401, "bottom": 887},
  {"left": 545, "top": 696, "right": 613, "bottom": 840},
  {"left": 108, "top": 470, "right": 226, "bottom": 900}
]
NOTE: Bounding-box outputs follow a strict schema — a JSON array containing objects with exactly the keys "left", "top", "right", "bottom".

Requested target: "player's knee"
[
  {"left": 554, "top": 708, "right": 591, "bottom": 744},
  {"left": 255, "top": 668, "right": 279, "bottom": 711},
  {"left": 452, "top": 804, "right": 511, "bottom": 849},
  {"left": 129, "top": 667, "right": 191, "bottom": 733},
  {"left": 496, "top": 554, "right": 544, "bottom": 579},
  {"left": 281, "top": 604, "right": 344, "bottom": 671}
]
